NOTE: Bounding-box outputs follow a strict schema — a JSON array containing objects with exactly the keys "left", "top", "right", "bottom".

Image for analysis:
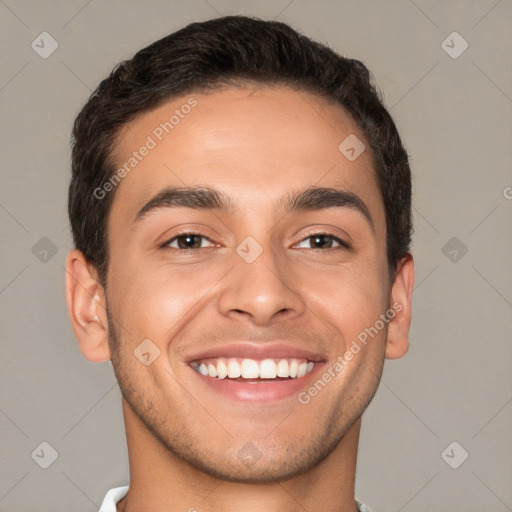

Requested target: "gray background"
[{"left": 0, "top": 1, "right": 511, "bottom": 511}]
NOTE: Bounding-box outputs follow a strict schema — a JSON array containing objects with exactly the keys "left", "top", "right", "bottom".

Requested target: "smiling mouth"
[{"left": 189, "top": 357, "right": 316, "bottom": 381}]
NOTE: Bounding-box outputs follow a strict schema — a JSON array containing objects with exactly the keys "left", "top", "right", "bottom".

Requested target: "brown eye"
[
  {"left": 164, "top": 233, "right": 212, "bottom": 250},
  {"left": 297, "top": 233, "right": 348, "bottom": 250}
]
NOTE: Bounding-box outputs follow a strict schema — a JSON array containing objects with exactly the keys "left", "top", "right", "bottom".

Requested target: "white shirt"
[
  {"left": 99, "top": 486, "right": 373, "bottom": 511},
  {"left": 99, "top": 486, "right": 128, "bottom": 511}
]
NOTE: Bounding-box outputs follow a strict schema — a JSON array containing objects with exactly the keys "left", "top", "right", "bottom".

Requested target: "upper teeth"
[{"left": 191, "top": 358, "right": 315, "bottom": 379}]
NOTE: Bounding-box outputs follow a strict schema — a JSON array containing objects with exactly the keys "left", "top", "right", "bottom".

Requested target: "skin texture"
[{"left": 65, "top": 86, "right": 414, "bottom": 512}]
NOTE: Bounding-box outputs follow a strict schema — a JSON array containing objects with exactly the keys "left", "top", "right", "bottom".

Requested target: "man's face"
[{"left": 105, "top": 86, "right": 392, "bottom": 483}]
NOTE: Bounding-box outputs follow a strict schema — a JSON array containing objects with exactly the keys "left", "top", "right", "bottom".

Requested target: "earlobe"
[
  {"left": 385, "top": 255, "right": 414, "bottom": 360},
  {"left": 65, "top": 249, "right": 111, "bottom": 362}
]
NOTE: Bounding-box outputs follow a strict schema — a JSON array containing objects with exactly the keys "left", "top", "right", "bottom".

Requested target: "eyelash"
[{"left": 160, "top": 231, "right": 350, "bottom": 251}]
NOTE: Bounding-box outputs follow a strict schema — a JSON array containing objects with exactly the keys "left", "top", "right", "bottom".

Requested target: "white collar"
[
  {"left": 98, "top": 486, "right": 128, "bottom": 511},
  {"left": 98, "top": 486, "right": 372, "bottom": 511}
]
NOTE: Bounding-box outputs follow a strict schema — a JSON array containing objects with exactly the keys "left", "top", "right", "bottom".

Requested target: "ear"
[
  {"left": 385, "top": 255, "right": 414, "bottom": 360},
  {"left": 65, "top": 249, "right": 111, "bottom": 362}
]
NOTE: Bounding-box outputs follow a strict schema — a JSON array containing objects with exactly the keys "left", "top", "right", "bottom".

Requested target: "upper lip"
[{"left": 185, "top": 342, "right": 326, "bottom": 364}]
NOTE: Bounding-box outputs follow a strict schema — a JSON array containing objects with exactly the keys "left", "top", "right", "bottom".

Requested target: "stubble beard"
[{"left": 105, "top": 306, "right": 383, "bottom": 485}]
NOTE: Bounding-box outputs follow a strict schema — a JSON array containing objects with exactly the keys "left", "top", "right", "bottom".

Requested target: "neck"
[{"left": 117, "top": 398, "right": 361, "bottom": 512}]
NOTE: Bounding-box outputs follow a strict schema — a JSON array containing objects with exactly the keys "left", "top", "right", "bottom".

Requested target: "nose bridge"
[{"left": 217, "top": 236, "right": 305, "bottom": 325}]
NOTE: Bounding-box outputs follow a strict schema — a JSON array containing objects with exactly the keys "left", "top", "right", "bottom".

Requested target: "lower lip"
[{"left": 187, "top": 363, "right": 324, "bottom": 402}]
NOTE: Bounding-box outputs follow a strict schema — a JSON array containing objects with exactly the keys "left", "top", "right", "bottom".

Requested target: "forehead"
[{"left": 108, "top": 86, "right": 384, "bottom": 232}]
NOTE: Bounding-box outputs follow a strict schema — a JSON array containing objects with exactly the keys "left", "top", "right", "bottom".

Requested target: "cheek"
[
  {"left": 304, "top": 263, "right": 387, "bottom": 340},
  {"left": 107, "top": 258, "right": 228, "bottom": 343}
]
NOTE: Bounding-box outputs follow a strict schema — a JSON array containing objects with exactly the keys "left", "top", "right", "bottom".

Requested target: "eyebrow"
[{"left": 133, "top": 186, "right": 374, "bottom": 231}]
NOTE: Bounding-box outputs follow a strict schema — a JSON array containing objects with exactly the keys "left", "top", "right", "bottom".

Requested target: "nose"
[{"left": 217, "top": 244, "right": 306, "bottom": 326}]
